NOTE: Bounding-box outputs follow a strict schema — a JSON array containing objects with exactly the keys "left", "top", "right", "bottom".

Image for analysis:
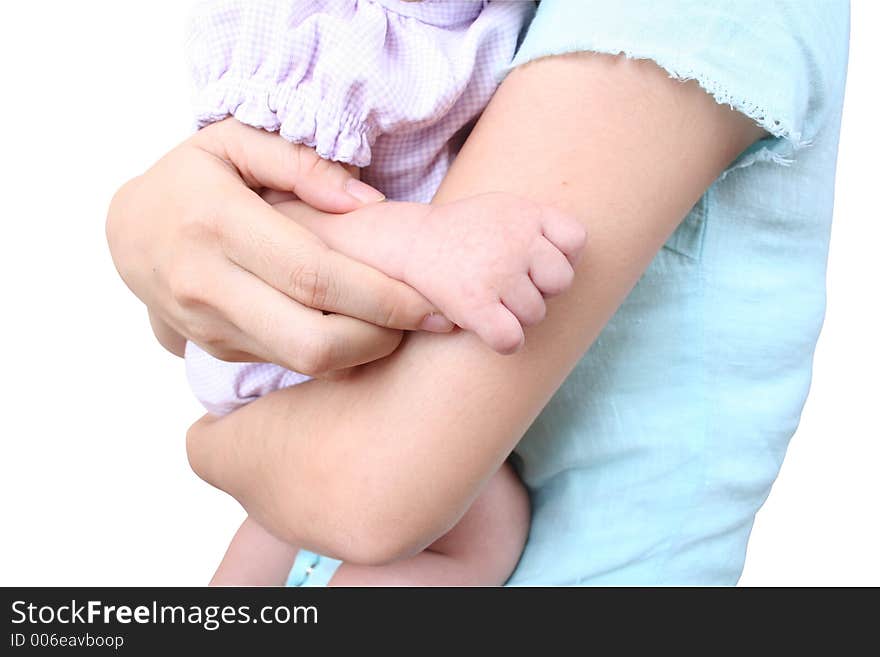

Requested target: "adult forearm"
[{"left": 188, "top": 53, "right": 764, "bottom": 562}]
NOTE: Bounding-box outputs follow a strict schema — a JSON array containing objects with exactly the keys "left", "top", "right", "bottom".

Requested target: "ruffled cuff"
[
  {"left": 185, "top": 1, "right": 382, "bottom": 166},
  {"left": 189, "top": 76, "right": 378, "bottom": 167},
  {"left": 186, "top": 0, "right": 532, "bottom": 168}
]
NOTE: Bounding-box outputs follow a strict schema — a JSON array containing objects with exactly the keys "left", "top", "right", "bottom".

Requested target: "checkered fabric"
[{"left": 184, "top": 0, "right": 531, "bottom": 414}]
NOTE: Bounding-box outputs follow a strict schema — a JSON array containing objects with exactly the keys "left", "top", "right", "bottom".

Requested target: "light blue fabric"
[
  {"left": 286, "top": 549, "right": 340, "bottom": 587},
  {"left": 290, "top": 0, "right": 850, "bottom": 586}
]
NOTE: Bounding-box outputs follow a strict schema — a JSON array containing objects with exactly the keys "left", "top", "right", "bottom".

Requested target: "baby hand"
[
  {"left": 274, "top": 192, "right": 585, "bottom": 354},
  {"left": 402, "top": 193, "right": 585, "bottom": 353}
]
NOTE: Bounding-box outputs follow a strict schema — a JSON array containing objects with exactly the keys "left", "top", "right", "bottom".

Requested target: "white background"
[{"left": 0, "top": 2, "right": 876, "bottom": 586}]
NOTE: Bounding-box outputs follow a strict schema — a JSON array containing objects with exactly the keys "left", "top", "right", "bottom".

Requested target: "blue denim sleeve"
[{"left": 507, "top": 0, "right": 850, "bottom": 170}]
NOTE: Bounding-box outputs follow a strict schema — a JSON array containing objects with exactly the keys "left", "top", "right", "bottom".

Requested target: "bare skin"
[
  {"left": 208, "top": 189, "right": 582, "bottom": 584},
  {"left": 185, "top": 53, "right": 766, "bottom": 566},
  {"left": 210, "top": 516, "right": 299, "bottom": 587},
  {"left": 280, "top": 193, "right": 586, "bottom": 354},
  {"left": 211, "top": 461, "right": 529, "bottom": 586},
  {"left": 106, "top": 119, "right": 454, "bottom": 376}
]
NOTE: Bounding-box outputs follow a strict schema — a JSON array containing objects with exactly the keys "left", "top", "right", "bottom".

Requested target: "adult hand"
[{"left": 106, "top": 118, "right": 451, "bottom": 376}]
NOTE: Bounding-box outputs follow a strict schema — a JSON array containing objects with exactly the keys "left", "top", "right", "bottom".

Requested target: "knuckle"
[
  {"left": 286, "top": 253, "right": 335, "bottom": 309},
  {"left": 291, "top": 143, "right": 310, "bottom": 174},
  {"left": 302, "top": 148, "right": 335, "bottom": 177},
  {"left": 537, "top": 300, "right": 548, "bottom": 321},
  {"left": 375, "top": 300, "right": 397, "bottom": 328},
  {"left": 526, "top": 301, "right": 547, "bottom": 325},
  {"left": 288, "top": 263, "right": 323, "bottom": 306},
  {"left": 290, "top": 145, "right": 342, "bottom": 190},
  {"left": 546, "top": 264, "right": 575, "bottom": 296},
  {"left": 373, "top": 289, "right": 409, "bottom": 329},
  {"left": 560, "top": 261, "right": 575, "bottom": 287},
  {"left": 293, "top": 332, "right": 334, "bottom": 377},
  {"left": 567, "top": 221, "right": 588, "bottom": 252},
  {"left": 168, "top": 264, "right": 209, "bottom": 309},
  {"left": 381, "top": 301, "right": 407, "bottom": 329},
  {"left": 511, "top": 196, "right": 543, "bottom": 230},
  {"left": 188, "top": 321, "right": 225, "bottom": 349},
  {"left": 291, "top": 145, "right": 318, "bottom": 179},
  {"left": 180, "top": 201, "right": 222, "bottom": 241}
]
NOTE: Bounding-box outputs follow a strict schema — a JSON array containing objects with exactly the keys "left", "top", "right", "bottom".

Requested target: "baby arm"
[{"left": 274, "top": 193, "right": 586, "bottom": 354}]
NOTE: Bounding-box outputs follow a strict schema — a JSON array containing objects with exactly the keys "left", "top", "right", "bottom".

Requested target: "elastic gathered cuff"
[{"left": 191, "top": 77, "right": 377, "bottom": 167}]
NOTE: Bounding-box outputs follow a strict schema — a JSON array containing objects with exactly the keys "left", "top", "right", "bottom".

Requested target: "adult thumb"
[{"left": 203, "top": 118, "right": 386, "bottom": 213}]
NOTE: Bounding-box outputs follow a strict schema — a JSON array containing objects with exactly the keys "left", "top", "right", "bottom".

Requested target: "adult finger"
[
  {"left": 201, "top": 119, "right": 386, "bottom": 213},
  {"left": 219, "top": 264, "right": 407, "bottom": 376},
  {"left": 220, "top": 185, "right": 452, "bottom": 332}
]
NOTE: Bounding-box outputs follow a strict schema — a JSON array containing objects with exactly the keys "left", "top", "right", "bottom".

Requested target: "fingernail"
[
  {"left": 419, "top": 313, "right": 455, "bottom": 333},
  {"left": 345, "top": 178, "right": 385, "bottom": 204}
]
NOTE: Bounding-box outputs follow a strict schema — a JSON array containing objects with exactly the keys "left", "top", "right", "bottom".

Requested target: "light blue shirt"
[{"left": 291, "top": 0, "right": 850, "bottom": 586}]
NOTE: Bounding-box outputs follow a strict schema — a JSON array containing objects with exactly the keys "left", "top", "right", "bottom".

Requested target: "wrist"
[{"left": 398, "top": 202, "right": 436, "bottom": 287}]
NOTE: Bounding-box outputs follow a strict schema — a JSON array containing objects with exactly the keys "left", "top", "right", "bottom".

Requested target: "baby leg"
[
  {"left": 328, "top": 461, "right": 530, "bottom": 586},
  {"left": 210, "top": 516, "right": 299, "bottom": 586}
]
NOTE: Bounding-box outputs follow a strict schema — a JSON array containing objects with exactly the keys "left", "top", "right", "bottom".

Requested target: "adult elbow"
[
  {"left": 335, "top": 524, "right": 423, "bottom": 567},
  {"left": 323, "top": 483, "right": 455, "bottom": 566}
]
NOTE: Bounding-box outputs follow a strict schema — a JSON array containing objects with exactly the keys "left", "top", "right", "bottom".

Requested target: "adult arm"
[{"left": 187, "top": 53, "right": 765, "bottom": 563}]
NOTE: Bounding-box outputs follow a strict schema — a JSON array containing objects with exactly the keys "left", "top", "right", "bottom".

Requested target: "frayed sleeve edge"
[{"left": 500, "top": 43, "right": 812, "bottom": 175}]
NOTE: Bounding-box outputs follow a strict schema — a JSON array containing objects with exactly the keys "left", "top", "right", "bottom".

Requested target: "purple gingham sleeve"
[
  {"left": 184, "top": 1, "right": 533, "bottom": 419},
  {"left": 186, "top": 0, "right": 532, "bottom": 168}
]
